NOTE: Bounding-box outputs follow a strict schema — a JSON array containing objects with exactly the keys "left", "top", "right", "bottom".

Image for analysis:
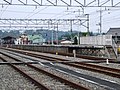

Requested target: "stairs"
[{"left": 105, "top": 45, "right": 117, "bottom": 59}]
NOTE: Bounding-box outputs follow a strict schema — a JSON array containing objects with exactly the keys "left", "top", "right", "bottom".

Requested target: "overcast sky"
[{"left": 0, "top": 0, "right": 120, "bottom": 33}]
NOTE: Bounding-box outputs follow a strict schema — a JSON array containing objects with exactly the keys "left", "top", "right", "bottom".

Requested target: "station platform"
[{"left": 1, "top": 44, "right": 118, "bottom": 60}]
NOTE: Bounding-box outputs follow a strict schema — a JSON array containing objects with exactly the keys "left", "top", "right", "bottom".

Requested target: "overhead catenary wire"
[
  {"left": 0, "top": 5, "right": 9, "bottom": 18},
  {"left": 24, "top": 1, "right": 58, "bottom": 19},
  {"left": 99, "top": 9, "right": 120, "bottom": 24},
  {"left": 88, "top": 8, "right": 120, "bottom": 28},
  {"left": 0, "top": 9, "right": 59, "bottom": 15},
  {"left": 1, "top": 1, "right": 120, "bottom": 32},
  {"left": 24, "top": 6, "right": 49, "bottom": 19}
]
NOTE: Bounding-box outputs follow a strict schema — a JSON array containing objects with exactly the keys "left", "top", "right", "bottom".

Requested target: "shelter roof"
[
  {"left": 61, "top": 40, "right": 73, "bottom": 44},
  {"left": 107, "top": 28, "right": 120, "bottom": 36},
  {"left": 28, "top": 35, "right": 42, "bottom": 41},
  {"left": 2, "top": 36, "right": 16, "bottom": 40}
]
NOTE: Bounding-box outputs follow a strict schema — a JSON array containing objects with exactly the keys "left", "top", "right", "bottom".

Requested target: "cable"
[
  {"left": 0, "top": 9, "right": 57, "bottom": 15},
  {"left": 50, "top": 7, "right": 74, "bottom": 19},
  {"left": 3, "top": 9, "right": 33, "bottom": 13},
  {"left": 0, "top": 5, "right": 9, "bottom": 18},
  {"left": 50, "top": 7, "right": 84, "bottom": 19},
  {"left": 24, "top": 1, "right": 58, "bottom": 19},
  {"left": 50, "top": 10, "right": 67, "bottom": 19}
]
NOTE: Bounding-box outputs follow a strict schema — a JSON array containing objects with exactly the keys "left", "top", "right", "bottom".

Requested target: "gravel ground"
[
  {"left": 29, "top": 51, "right": 92, "bottom": 62},
  {"left": 0, "top": 54, "right": 19, "bottom": 62},
  {"left": 0, "top": 49, "right": 49, "bottom": 63},
  {"left": 0, "top": 49, "right": 77, "bottom": 90},
  {"left": 1, "top": 49, "right": 120, "bottom": 90},
  {"left": 90, "top": 62, "right": 120, "bottom": 69},
  {"left": 0, "top": 65, "right": 39, "bottom": 90},
  {"left": 55, "top": 63, "right": 120, "bottom": 85},
  {"left": 2, "top": 49, "right": 92, "bottom": 62},
  {"left": 33, "top": 64, "right": 106, "bottom": 90},
  {"left": 17, "top": 64, "right": 78, "bottom": 90}
]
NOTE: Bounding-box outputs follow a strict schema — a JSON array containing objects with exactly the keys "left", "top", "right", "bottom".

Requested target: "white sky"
[{"left": 0, "top": 0, "right": 120, "bottom": 33}]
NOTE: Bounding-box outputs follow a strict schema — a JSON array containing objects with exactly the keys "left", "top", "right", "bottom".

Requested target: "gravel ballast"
[
  {"left": 1, "top": 49, "right": 120, "bottom": 90},
  {"left": 0, "top": 65, "right": 39, "bottom": 90}
]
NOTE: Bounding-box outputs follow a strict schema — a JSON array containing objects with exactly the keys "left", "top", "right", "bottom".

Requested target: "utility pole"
[
  {"left": 78, "top": 32, "right": 80, "bottom": 45},
  {"left": 70, "top": 20, "right": 72, "bottom": 41},
  {"left": 99, "top": 9, "right": 102, "bottom": 34},
  {"left": 78, "top": 20, "right": 82, "bottom": 45},
  {"left": 86, "top": 14, "right": 89, "bottom": 35},
  {"left": 96, "top": 8, "right": 103, "bottom": 34},
  {"left": 48, "top": 21, "right": 50, "bottom": 44},
  {"left": 52, "top": 24, "right": 55, "bottom": 45},
  {"left": 52, "top": 30, "right": 54, "bottom": 45},
  {"left": 56, "top": 23, "right": 59, "bottom": 45}
]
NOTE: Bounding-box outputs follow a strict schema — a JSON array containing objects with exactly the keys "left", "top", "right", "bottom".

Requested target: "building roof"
[
  {"left": 1, "top": 36, "right": 16, "bottom": 40},
  {"left": 28, "top": 35, "right": 45, "bottom": 43},
  {"left": 61, "top": 40, "right": 73, "bottom": 44},
  {"left": 107, "top": 28, "right": 120, "bottom": 36},
  {"left": 28, "top": 35, "right": 42, "bottom": 40}
]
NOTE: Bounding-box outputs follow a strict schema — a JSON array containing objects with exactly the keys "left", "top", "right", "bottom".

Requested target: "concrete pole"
[
  {"left": 73, "top": 49, "right": 76, "bottom": 58},
  {"left": 99, "top": 9, "right": 102, "bottom": 34},
  {"left": 78, "top": 32, "right": 80, "bottom": 45},
  {"left": 86, "top": 14, "right": 89, "bottom": 36},
  {"left": 52, "top": 30, "right": 54, "bottom": 45},
  {"left": 56, "top": 23, "right": 59, "bottom": 45},
  {"left": 70, "top": 20, "right": 72, "bottom": 41},
  {"left": 106, "top": 59, "right": 109, "bottom": 65}
]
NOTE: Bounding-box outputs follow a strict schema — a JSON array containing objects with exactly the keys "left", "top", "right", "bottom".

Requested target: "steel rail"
[
  {"left": 2, "top": 48, "right": 120, "bottom": 78},
  {"left": 27, "top": 64, "right": 89, "bottom": 90},
  {"left": 0, "top": 50, "right": 89, "bottom": 90},
  {"left": 27, "top": 52, "right": 120, "bottom": 78},
  {"left": 1, "top": 47, "right": 116, "bottom": 61},
  {"left": 28, "top": 52, "right": 120, "bottom": 78},
  {"left": 62, "top": 62, "right": 120, "bottom": 78},
  {"left": 9, "top": 63, "right": 50, "bottom": 90},
  {"left": 75, "top": 62, "right": 120, "bottom": 73},
  {"left": 0, "top": 54, "right": 50, "bottom": 90}
]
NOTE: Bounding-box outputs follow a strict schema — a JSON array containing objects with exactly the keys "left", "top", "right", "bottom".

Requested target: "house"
[
  {"left": 16, "top": 34, "right": 28, "bottom": 45},
  {"left": 60, "top": 40, "right": 73, "bottom": 45},
  {"left": 16, "top": 34, "right": 46, "bottom": 45},
  {"left": 107, "top": 28, "right": 120, "bottom": 36},
  {"left": 106, "top": 28, "right": 120, "bottom": 44},
  {"left": 28, "top": 34, "right": 45, "bottom": 45},
  {"left": 1, "top": 36, "right": 16, "bottom": 44}
]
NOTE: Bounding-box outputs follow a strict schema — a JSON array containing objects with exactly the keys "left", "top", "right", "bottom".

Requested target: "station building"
[
  {"left": 106, "top": 28, "right": 120, "bottom": 54},
  {"left": 106, "top": 28, "right": 120, "bottom": 44},
  {"left": 16, "top": 34, "right": 45, "bottom": 45},
  {"left": 1, "top": 36, "right": 16, "bottom": 44}
]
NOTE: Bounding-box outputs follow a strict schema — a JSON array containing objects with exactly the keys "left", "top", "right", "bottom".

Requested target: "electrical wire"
[
  {"left": 24, "top": 0, "right": 59, "bottom": 19},
  {"left": 4, "top": 9, "right": 34, "bottom": 13},
  {"left": 0, "top": 9, "right": 58, "bottom": 15},
  {"left": 0, "top": 5, "right": 9, "bottom": 18}
]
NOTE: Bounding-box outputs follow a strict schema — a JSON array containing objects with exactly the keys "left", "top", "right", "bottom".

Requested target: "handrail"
[
  {"left": 104, "top": 46, "right": 111, "bottom": 58},
  {"left": 112, "top": 39, "right": 118, "bottom": 58}
]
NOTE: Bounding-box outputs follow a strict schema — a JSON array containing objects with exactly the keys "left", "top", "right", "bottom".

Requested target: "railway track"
[
  {"left": 1, "top": 48, "right": 120, "bottom": 89},
  {"left": 0, "top": 64, "right": 41, "bottom": 90},
  {"left": 0, "top": 55, "right": 49, "bottom": 90},
  {"left": 0, "top": 51, "right": 89, "bottom": 90},
  {"left": 3, "top": 48, "right": 120, "bottom": 78}
]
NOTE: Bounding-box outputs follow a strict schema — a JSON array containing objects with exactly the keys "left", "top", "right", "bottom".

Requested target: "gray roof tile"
[{"left": 107, "top": 28, "right": 120, "bottom": 36}]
